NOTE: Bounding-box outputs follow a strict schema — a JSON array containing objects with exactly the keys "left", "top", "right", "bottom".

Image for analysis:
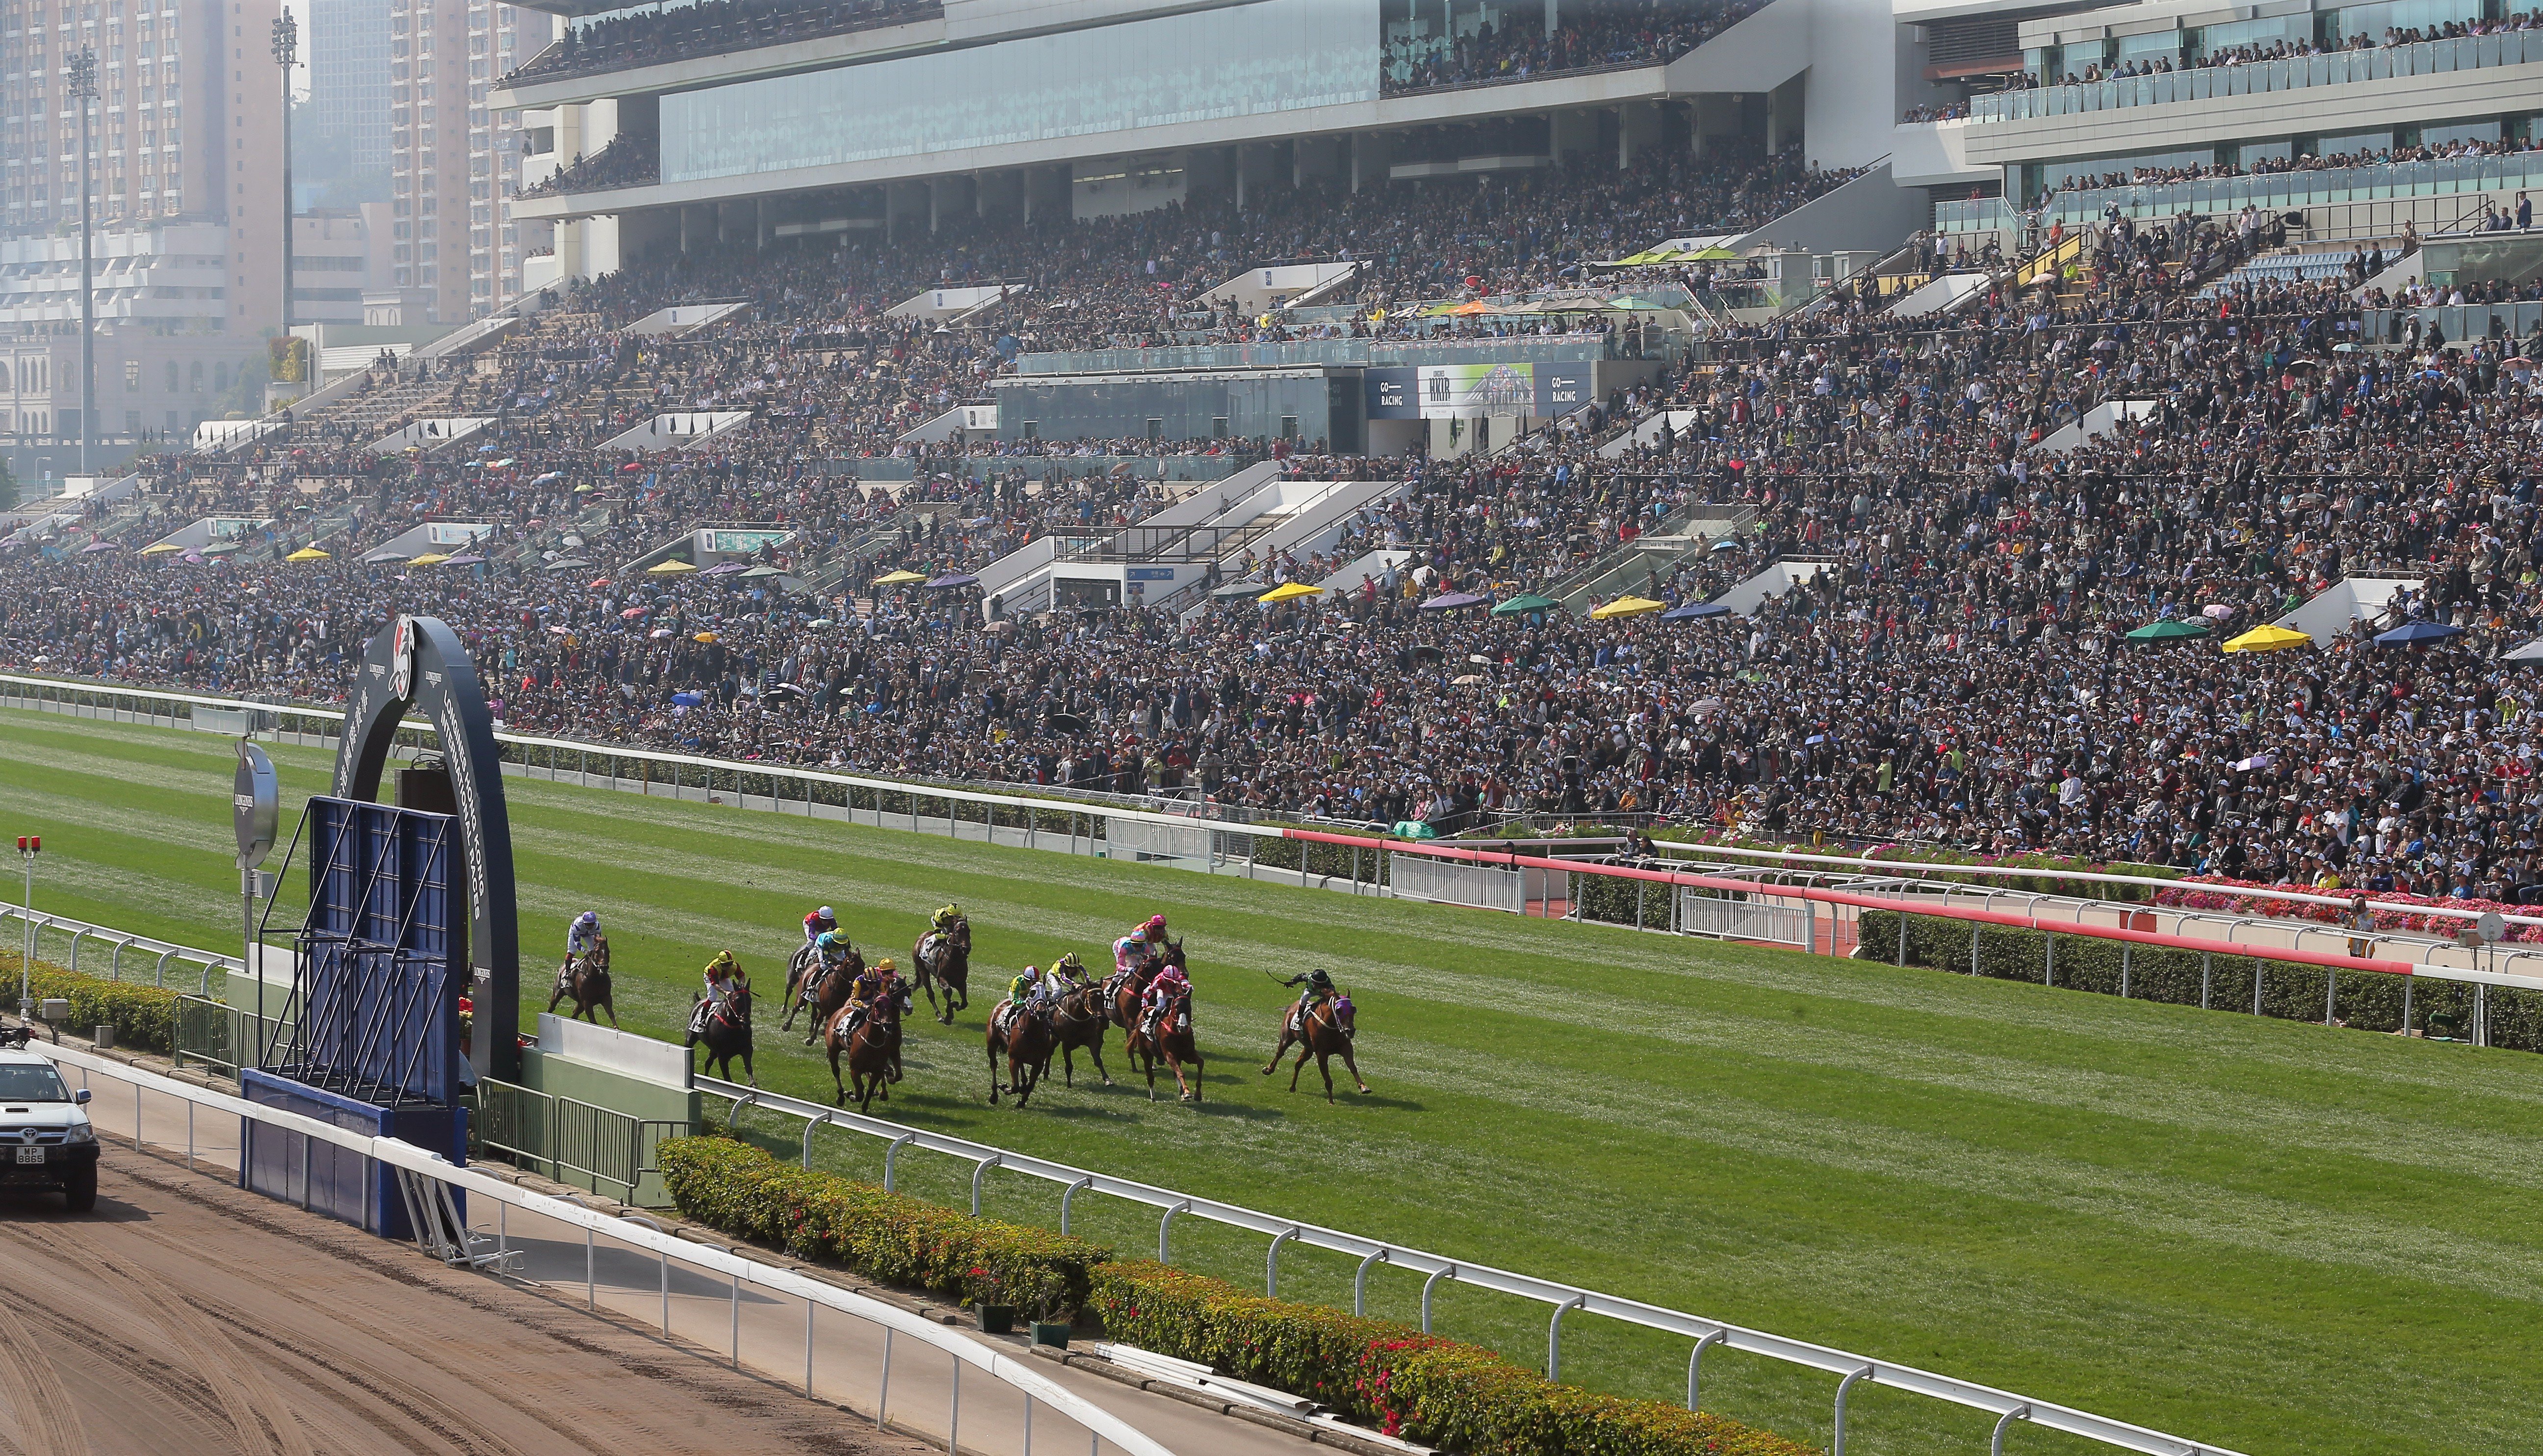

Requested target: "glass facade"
[
  {"left": 1940, "top": 150, "right": 2543, "bottom": 231},
  {"left": 662, "top": 0, "right": 1378, "bottom": 184}
]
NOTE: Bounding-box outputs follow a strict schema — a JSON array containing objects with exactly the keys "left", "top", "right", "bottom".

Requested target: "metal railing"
[
  {"left": 473, "top": 1075, "right": 684, "bottom": 1204},
  {"left": 174, "top": 993, "right": 295, "bottom": 1078},
  {"left": 702, "top": 1073, "right": 2246, "bottom": 1456},
  {"left": 43, "top": 1042, "right": 1183, "bottom": 1456},
  {"left": 1969, "top": 29, "right": 2543, "bottom": 123},
  {"left": 0, "top": 904, "right": 242, "bottom": 995}
]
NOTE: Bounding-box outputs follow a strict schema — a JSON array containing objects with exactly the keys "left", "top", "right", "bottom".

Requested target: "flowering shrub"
[
  {"left": 657, "top": 1137, "right": 1106, "bottom": 1320},
  {"left": 2159, "top": 877, "right": 2543, "bottom": 943},
  {"left": 0, "top": 952, "right": 178, "bottom": 1053},
  {"left": 1088, "top": 1262, "right": 1813, "bottom": 1456}
]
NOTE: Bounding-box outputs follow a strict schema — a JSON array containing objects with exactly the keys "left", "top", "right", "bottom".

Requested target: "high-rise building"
[
  {"left": 0, "top": 0, "right": 284, "bottom": 456},
  {"left": 310, "top": 0, "right": 391, "bottom": 172},
  {"left": 388, "top": 0, "right": 553, "bottom": 322}
]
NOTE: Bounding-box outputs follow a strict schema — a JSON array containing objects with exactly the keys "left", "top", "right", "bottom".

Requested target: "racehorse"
[
  {"left": 545, "top": 935, "right": 617, "bottom": 1026},
  {"left": 827, "top": 978, "right": 912, "bottom": 1111},
  {"left": 1262, "top": 993, "right": 1369, "bottom": 1103},
  {"left": 1049, "top": 977, "right": 1114, "bottom": 1089},
  {"left": 686, "top": 981, "right": 755, "bottom": 1086},
  {"left": 914, "top": 915, "right": 972, "bottom": 1025},
  {"left": 1126, "top": 983, "right": 1202, "bottom": 1102},
  {"left": 986, "top": 1000, "right": 1054, "bottom": 1108},
  {"left": 782, "top": 939, "right": 865, "bottom": 1044},
  {"left": 1105, "top": 937, "right": 1182, "bottom": 1032}
]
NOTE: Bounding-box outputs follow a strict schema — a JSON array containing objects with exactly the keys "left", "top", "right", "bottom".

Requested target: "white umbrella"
[{"left": 2504, "top": 639, "right": 2543, "bottom": 663}]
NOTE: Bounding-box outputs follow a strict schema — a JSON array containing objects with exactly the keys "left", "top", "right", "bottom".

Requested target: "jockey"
[
  {"left": 1279, "top": 968, "right": 1337, "bottom": 1033},
  {"left": 837, "top": 956, "right": 890, "bottom": 1040},
  {"left": 559, "top": 910, "right": 603, "bottom": 986},
  {"left": 1139, "top": 963, "right": 1191, "bottom": 1041},
  {"left": 803, "top": 905, "right": 838, "bottom": 943},
  {"left": 1050, "top": 951, "right": 1091, "bottom": 990},
  {"left": 690, "top": 951, "right": 741, "bottom": 1036},
  {"left": 993, "top": 964, "right": 1047, "bottom": 1037},
  {"left": 1113, "top": 914, "right": 1168, "bottom": 979},
  {"left": 802, "top": 930, "right": 850, "bottom": 1001},
  {"left": 931, "top": 903, "right": 964, "bottom": 938}
]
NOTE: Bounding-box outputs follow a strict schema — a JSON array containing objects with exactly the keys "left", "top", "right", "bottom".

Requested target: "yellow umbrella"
[
  {"left": 648, "top": 560, "right": 699, "bottom": 574},
  {"left": 693, "top": 631, "right": 719, "bottom": 644},
  {"left": 2223, "top": 624, "right": 2314, "bottom": 653},
  {"left": 138, "top": 542, "right": 182, "bottom": 555},
  {"left": 406, "top": 552, "right": 450, "bottom": 566},
  {"left": 1258, "top": 581, "right": 1323, "bottom": 603},
  {"left": 1590, "top": 595, "right": 1665, "bottom": 620},
  {"left": 285, "top": 547, "right": 330, "bottom": 562},
  {"left": 872, "top": 569, "right": 929, "bottom": 586}
]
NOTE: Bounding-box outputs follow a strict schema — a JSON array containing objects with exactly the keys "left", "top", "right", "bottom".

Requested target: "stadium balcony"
[
  {"left": 519, "top": 136, "right": 662, "bottom": 202},
  {"left": 500, "top": 0, "right": 942, "bottom": 92},
  {"left": 1378, "top": 0, "right": 1776, "bottom": 98}
]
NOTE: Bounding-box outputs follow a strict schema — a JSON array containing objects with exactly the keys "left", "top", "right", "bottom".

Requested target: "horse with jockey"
[
  {"left": 913, "top": 904, "right": 973, "bottom": 1024},
  {"left": 784, "top": 929, "right": 864, "bottom": 1042},
  {"left": 1102, "top": 914, "right": 1175, "bottom": 1030},
  {"left": 986, "top": 962, "right": 1057, "bottom": 1107},
  {"left": 685, "top": 950, "right": 755, "bottom": 1085},
  {"left": 830, "top": 957, "right": 907, "bottom": 1084},
  {"left": 1262, "top": 967, "right": 1369, "bottom": 1102},
  {"left": 548, "top": 910, "right": 617, "bottom": 1025},
  {"left": 1127, "top": 960, "right": 1202, "bottom": 1102}
]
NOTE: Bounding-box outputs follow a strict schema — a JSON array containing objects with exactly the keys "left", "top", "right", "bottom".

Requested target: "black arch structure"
[{"left": 332, "top": 615, "right": 520, "bottom": 1081}]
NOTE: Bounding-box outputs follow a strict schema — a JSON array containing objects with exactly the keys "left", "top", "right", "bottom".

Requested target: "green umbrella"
[
  {"left": 1491, "top": 594, "right": 1559, "bottom": 615},
  {"left": 2125, "top": 619, "right": 2209, "bottom": 642}
]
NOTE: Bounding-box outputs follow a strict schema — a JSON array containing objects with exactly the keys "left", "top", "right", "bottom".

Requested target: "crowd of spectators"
[
  {"left": 25, "top": 157, "right": 2543, "bottom": 907},
  {"left": 503, "top": 0, "right": 939, "bottom": 85},
  {"left": 1380, "top": 0, "right": 1768, "bottom": 95},
  {"left": 521, "top": 137, "right": 664, "bottom": 201}
]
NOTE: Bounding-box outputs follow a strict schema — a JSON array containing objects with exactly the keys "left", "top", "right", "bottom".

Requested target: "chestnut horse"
[
  {"left": 1262, "top": 993, "right": 1368, "bottom": 1102},
  {"left": 1050, "top": 977, "right": 1114, "bottom": 1089},
  {"left": 546, "top": 936, "right": 617, "bottom": 1026},
  {"left": 915, "top": 916, "right": 972, "bottom": 1025},
  {"left": 827, "top": 978, "right": 912, "bottom": 1111},
  {"left": 686, "top": 981, "right": 754, "bottom": 1086},
  {"left": 782, "top": 940, "right": 865, "bottom": 1043},
  {"left": 1126, "top": 985, "right": 1202, "bottom": 1102},
  {"left": 986, "top": 1001, "right": 1054, "bottom": 1108}
]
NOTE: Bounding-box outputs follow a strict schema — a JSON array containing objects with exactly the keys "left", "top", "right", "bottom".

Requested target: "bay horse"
[
  {"left": 686, "top": 981, "right": 755, "bottom": 1086},
  {"left": 986, "top": 1000, "right": 1055, "bottom": 1108},
  {"left": 1126, "top": 984, "right": 1202, "bottom": 1102},
  {"left": 1105, "top": 937, "right": 1181, "bottom": 1032},
  {"left": 827, "top": 978, "right": 912, "bottom": 1111},
  {"left": 782, "top": 939, "right": 865, "bottom": 1044},
  {"left": 1262, "top": 993, "right": 1369, "bottom": 1103},
  {"left": 1050, "top": 976, "right": 1114, "bottom": 1089},
  {"left": 545, "top": 936, "right": 617, "bottom": 1026},
  {"left": 914, "top": 916, "right": 972, "bottom": 1025}
]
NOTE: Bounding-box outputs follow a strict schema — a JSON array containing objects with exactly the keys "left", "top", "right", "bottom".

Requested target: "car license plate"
[{"left": 14, "top": 1147, "right": 43, "bottom": 1164}]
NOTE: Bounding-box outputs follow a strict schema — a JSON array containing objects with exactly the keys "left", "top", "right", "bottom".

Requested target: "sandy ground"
[{"left": 0, "top": 1155, "right": 936, "bottom": 1456}]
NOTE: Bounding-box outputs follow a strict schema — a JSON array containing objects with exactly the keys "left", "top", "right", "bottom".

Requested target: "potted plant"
[{"left": 968, "top": 1267, "right": 1015, "bottom": 1334}]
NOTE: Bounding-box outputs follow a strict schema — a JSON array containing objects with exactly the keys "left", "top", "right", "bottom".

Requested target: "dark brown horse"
[
  {"left": 686, "top": 981, "right": 755, "bottom": 1086},
  {"left": 1105, "top": 937, "right": 1181, "bottom": 1031},
  {"left": 1050, "top": 976, "right": 1114, "bottom": 1089},
  {"left": 545, "top": 936, "right": 616, "bottom": 1026},
  {"left": 782, "top": 939, "right": 865, "bottom": 1043},
  {"left": 827, "top": 977, "right": 912, "bottom": 1111},
  {"left": 1262, "top": 993, "right": 1368, "bottom": 1103},
  {"left": 1126, "top": 985, "right": 1202, "bottom": 1102},
  {"left": 915, "top": 916, "right": 972, "bottom": 1025},
  {"left": 986, "top": 999, "right": 1055, "bottom": 1108}
]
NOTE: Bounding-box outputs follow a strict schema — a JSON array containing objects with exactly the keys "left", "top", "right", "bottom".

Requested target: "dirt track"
[{"left": 0, "top": 1155, "right": 930, "bottom": 1456}]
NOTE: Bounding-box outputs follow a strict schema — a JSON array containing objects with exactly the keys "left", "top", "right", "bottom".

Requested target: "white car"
[{"left": 0, "top": 1042, "right": 98, "bottom": 1212}]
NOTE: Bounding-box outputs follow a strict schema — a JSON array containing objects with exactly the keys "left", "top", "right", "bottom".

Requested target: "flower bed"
[
  {"left": 656, "top": 1136, "right": 1108, "bottom": 1320},
  {"left": 1088, "top": 1262, "right": 1813, "bottom": 1456},
  {"left": 2158, "top": 877, "right": 2543, "bottom": 943},
  {"left": 0, "top": 952, "right": 177, "bottom": 1053}
]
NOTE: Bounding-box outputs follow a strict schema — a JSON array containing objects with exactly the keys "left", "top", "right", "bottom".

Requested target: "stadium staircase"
[{"left": 1545, "top": 502, "right": 1758, "bottom": 612}]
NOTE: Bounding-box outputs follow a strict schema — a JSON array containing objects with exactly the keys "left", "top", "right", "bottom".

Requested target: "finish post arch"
[{"left": 333, "top": 615, "right": 520, "bottom": 1082}]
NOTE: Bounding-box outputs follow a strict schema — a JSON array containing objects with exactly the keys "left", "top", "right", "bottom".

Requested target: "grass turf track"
[{"left": 3, "top": 704, "right": 2534, "bottom": 1456}]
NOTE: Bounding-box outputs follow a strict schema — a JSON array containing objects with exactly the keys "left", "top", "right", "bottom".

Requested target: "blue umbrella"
[
  {"left": 1660, "top": 600, "right": 1729, "bottom": 620},
  {"left": 2375, "top": 619, "right": 2465, "bottom": 646}
]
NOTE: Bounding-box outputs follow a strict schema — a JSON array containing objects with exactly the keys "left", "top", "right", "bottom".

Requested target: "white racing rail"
[
  {"left": 707, "top": 1075, "right": 2247, "bottom": 1456},
  {"left": 45, "top": 1042, "right": 1181, "bottom": 1456}
]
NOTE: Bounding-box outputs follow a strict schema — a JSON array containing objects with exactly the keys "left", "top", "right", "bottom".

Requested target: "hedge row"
[
  {"left": 657, "top": 1136, "right": 1108, "bottom": 1320},
  {"left": 1088, "top": 1263, "right": 1812, "bottom": 1456},
  {"left": 1861, "top": 910, "right": 2537, "bottom": 1046},
  {"left": 0, "top": 951, "right": 178, "bottom": 1053}
]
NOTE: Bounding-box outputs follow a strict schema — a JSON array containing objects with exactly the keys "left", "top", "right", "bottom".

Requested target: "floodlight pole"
[
  {"left": 272, "top": 16, "right": 297, "bottom": 343},
  {"left": 15, "top": 836, "right": 39, "bottom": 1017},
  {"left": 67, "top": 49, "right": 96, "bottom": 476}
]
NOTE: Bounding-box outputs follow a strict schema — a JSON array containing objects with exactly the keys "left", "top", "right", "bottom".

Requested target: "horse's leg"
[
  {"left": 545, "top": 981, "right": 566, "bottom": 1014},
  {"left": 1261, "top": 1015, "right": 1297, "bottom": 1075},
  {"left": 742, "top": 1045, "right": 756, "bottom": 1088},
  {"left": 1338, "top": 1040, "right": 1371, "bottom": 1095},
  {"left": 1061, "top": 1042, "right": 1076, "bottom": 1088},
  {"left": 1089, "top": 1035, "right": 1113, "bottom": 1088},
  {"left": 986, "top": 1036, "right": 1002, "bottom": 1105},
  {"left": 1318, "top": 1049, "right": 1336, "bottom": 1104},
  {"left": 602, "top": 991, "right": 619, "bottom": 1029},
  {"left": 1189, "top": 1047, "right": 1203, "bottom": 1102},
  {"left": 829, "top": 1038, "right": 848, "bottom": 1104}
]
